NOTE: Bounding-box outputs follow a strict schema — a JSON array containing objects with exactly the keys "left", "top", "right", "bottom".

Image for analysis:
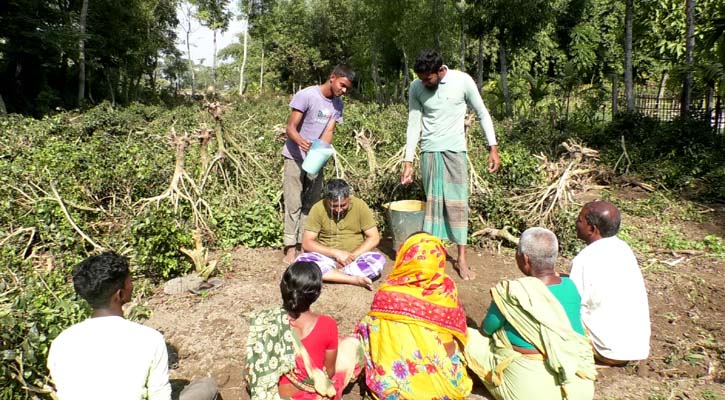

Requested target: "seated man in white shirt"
[
  {"left": 570, "top": 200, "right": 651, "bottom": 365},
  {"left": 47, "top": 252, "right": 217, "bottom": 400}
]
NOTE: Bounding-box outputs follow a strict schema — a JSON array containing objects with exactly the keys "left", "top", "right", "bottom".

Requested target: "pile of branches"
[{"left": 512, "top": 140, "right": 606, "bottom": 227}]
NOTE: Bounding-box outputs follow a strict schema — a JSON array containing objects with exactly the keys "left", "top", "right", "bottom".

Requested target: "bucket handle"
[{"left": 384, "top": 180, "right": 425, "bottom": 209}]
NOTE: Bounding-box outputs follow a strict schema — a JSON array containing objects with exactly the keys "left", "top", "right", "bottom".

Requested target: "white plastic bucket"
[{"left": 302, "top": 139, "right": 335, "bottom": 175}]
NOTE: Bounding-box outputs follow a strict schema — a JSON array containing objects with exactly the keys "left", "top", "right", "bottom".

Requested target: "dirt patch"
[{"left": 144, "top": 200, "right": 725, "bottom": 399}]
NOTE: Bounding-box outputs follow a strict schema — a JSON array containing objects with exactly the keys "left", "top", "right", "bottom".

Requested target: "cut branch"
[
  {"left": 50, "top": 183, "right": 104, "bottom": 251},
  {"left": 471, "top": 227, "right": 519, "bottom": 245}
]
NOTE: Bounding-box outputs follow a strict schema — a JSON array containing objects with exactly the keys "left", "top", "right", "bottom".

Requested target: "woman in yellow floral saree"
[{"left": 355, "top": 232, "right": 472, "bottom": 400}]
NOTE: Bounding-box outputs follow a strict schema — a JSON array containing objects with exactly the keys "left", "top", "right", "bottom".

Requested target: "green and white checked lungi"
[{"left": 420, "top": 151, "right": 468, "bottom": 245}]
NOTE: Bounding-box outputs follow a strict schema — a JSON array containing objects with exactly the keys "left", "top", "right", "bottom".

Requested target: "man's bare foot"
[
  {"left": 282, "top": 246, "right": 297, "bottom": 265},
  {"left": 354, "top": 276, "right": 374, "bottom": 291},
  {"left": 455, "top": 244, "right": 474, "bottom": 280},
  {"left": 457, "top": 263, "right": 476, "bottom": 280}
]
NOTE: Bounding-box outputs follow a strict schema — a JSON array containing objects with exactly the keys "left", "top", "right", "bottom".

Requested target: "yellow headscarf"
[{"left": 369, "top": 232, "right": 468, "bottom": 344}]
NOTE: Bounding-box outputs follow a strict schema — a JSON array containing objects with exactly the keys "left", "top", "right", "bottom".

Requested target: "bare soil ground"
[{"left": 144, "top": 189, "right": 725, "bottom": 400}]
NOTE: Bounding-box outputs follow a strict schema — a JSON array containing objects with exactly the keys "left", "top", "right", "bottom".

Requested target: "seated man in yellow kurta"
[{"left": 294, "top": 179, "right": 386, "bottom": 290}]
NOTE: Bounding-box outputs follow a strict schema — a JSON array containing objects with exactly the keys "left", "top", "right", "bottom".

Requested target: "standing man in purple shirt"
[{"left": 282, "top": 65, "right": 355, "bottom": 264}]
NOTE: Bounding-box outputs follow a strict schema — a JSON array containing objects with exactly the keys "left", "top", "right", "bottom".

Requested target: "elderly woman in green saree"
[{"left": 464, "top": 227, "right": 596, "bottom": 400}]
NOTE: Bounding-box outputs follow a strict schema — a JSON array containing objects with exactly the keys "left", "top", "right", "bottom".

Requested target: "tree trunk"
[
  {"left": 87, "top": 67, "right": 94, "bottom": 104},
  {"left": 655, "top": 70, "right": 668, "bottom": 118},
  {"left": 149, "top": 56, "right": 158, "bottom": 92},
  {"left": 499, "top": 42, "right": 512, "bottom": 117},
  {"left": 681, "top": 0, "right": 695, "bottom": 115},
  {"left": 77, "top": 0, "right": 89, "bottom": 105},
  {"left": 0, "top": 93, "right": 6, "bottom": 114},
  {"left": 259, "top": 45, "right": 264, "bottom": 93},
  {"left": 460, "top": 24, "right": 465, "bottom": 71},
  {"left": 186, "top": 15, "right": 196, "bottom": 95},
  {"left": 432, "top": 0, "right": 441, "bottom": 49},
  {"left": 477, "top": 35, "right": 484, "bottom": 91},
  {"left": 624, "top": 0, "right": 635, "bottom": 112},
  {"left": 612, "top": 74, "right": 619, "bottom": 115},
  {"left": 715, "top": 94, "right": 722, "bottom": 131},
  {"left": 371, "top": 49, "right": 381, "bottom": 104},
  {"left": 239, "top": 30, "right": 248, "bottom": 96},
  {"left": 212, "top": 30, "right": 218, "bottom": 94},
  {"left": 450, "top": 0, "right": 466, "bottom": 70},
  {"left": 705, "top": 86, "right": 714, "bottom": 122},
  {"left": 106, "top": 70, "right": 115, "bottom": 105},
  {"left": 402, "top": 50, "right": 409, "bottom": 102}
]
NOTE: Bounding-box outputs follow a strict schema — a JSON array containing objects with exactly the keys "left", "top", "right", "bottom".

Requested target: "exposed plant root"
[
  {"left": 138, "top": 127, "right": 211, "bottom": 231},
  {"left": 197, "top": 126, "right": 214, "bottom": 179},
  {"left": 468, "top": 157, "right": 491, "bottom": 195},
  {"left": 512, "top": 140, "right": 603, "bottom": 227},
  {"left": 354, "top": 128, "right": 377, "bottom": 174},
  {"left": 201, "top": 102, "right": 271, "bottom": 196},
  {"left": 471, "top": 226, "right": 519, "bottom": 245}
]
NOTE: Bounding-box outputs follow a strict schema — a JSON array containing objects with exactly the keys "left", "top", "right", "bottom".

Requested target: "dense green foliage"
[
  {"left": 2, "top": 0, "right": 724, "bottom": 119},
  {"left": 593, "top": 112, "right": 725, "bottom": 198}
]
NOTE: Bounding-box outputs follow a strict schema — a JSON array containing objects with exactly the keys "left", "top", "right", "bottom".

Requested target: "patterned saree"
[
  {"left": 245, "top": 307, "right": 362, "bottom": 400},
  {"left": 464, "top": 278, "right": 596, "bottom": 400},
  {"left": 356, "top": 233, "right": 472, "bottom": 400}
]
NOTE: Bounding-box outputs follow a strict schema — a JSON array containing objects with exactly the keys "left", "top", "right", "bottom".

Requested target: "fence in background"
[{"left": 616, "top": 83, "right": 724, "bottom": 133}]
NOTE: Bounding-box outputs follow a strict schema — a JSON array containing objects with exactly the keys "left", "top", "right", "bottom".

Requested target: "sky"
[{"left": 175, "top": 4, "right": 247, "bottom": 67}]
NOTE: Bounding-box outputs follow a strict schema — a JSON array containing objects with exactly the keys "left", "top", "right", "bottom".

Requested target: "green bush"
[
  {"left": 129, "top": 206, "right": 194, "bottom": 280},
  {"left": 0, "top": 251, "right": 87, "bottom": 399},
  {"left": 593, "top": 112, "right": 725, "bottom": 199}
]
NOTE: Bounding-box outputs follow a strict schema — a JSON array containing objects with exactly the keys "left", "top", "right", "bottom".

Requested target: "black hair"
[
  {"left": 332, "top": 64, "right": 356, "bottom": 82},
  {"left": 413, "top": 49, "right": 444, "bottom": 74},
  {"left": 72, "top": 252, "right": 130, "bottom": 309},
  {"left": 585, "top": 202, "right": 621, "bottom": 237},
  {"left": 324, "top": 178, "right": 351, "bottom": 200},
  {"left": 280, "top": 261, "right": 322, "bottom": 319}
]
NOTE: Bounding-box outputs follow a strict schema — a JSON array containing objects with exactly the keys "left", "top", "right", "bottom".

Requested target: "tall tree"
[
  {"left": 470, "top": 0, "right": 563, "bottom": 116},
  {"left": 194, "top": 0, "right": 232, "bottom": 93},
  {"left": 624, "top": 0, "right": 635, "bottom": 112},
  {"left": 451, "top": 0, "right": 468, "bottom": 71},
  {"left": 682, "top": 0, "right": 695, "bottom": 114},
  {"left": 78, "top": 0, "right": 89, "bottom": 105}
]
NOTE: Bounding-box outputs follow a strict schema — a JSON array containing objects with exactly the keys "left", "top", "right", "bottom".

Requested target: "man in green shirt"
[
  {"left": 401, "top": 49, "right": 500, "bottom": 280},
  {"left": 295, "top": 179, "right": 386, "bottom": 290}
]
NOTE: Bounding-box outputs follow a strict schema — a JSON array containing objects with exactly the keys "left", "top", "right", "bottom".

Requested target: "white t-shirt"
[
  {"left": 48, "top": 316, "right": 171, "bottom": 400},
  {"left": 570, "top": 236, "right": 651, "bottom": 361}
]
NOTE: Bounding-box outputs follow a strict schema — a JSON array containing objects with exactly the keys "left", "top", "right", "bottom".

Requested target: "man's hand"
[
  {"left": 400, "top": 162, "right": 414, "bottom": 185},
  {"left": 296, "top": 137, "right": 312, "bottom": 152},
  {"left": 488, "top": 145, "right": 500, "bottom": 173},
  {"left": 332, "top": 250, "right": 355, "bottom": 267}
]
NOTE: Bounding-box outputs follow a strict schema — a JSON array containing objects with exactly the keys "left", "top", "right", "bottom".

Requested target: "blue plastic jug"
[{"left": 302, "top": 139, "right": 335, "bottom": 175}]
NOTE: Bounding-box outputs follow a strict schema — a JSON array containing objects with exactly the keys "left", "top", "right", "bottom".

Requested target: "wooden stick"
[
  {"left": 471, "top": 227, "right": 520, "bottom": 245},
  {"left": 650, "top": 249, "right": 706, "bottom": 256}
]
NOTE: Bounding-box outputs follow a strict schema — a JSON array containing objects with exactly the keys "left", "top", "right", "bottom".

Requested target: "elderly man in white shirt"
[
  {"left": 48, "top": 252, "right": 217, "bottom": 400},
  {"left": 570, "top": 200, "right": 651, "bottom": 365}
]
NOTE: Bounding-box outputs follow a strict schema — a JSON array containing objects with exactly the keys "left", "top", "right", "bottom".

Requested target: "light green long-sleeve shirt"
[{"left": 404, "top": 67, "right": 497, "bottom": 162}]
